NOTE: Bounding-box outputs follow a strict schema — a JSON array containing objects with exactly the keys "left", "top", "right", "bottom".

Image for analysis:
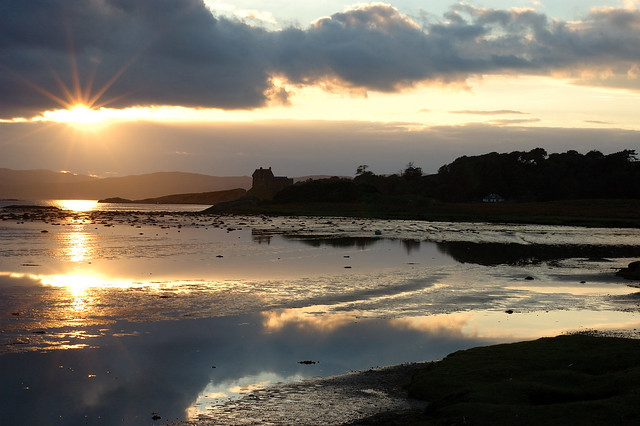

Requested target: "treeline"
[{"left": 274, "top": 148, "right": 640, "bottom": 204}]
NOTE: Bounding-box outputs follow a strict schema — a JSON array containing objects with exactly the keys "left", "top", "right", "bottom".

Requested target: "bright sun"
[
  {"left": 66, "top": 105, "right": 103, "bottom": 123},
  {"left": 63, "top": 104, "right": 105, "bottom": 124},
  {"left": 41, "top": 104, "right": 111, "bottom": 129}
]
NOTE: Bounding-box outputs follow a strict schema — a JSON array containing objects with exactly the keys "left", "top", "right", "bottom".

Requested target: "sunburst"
[{"left": 10, "top": 27, "right": 141, "bottom": 127}]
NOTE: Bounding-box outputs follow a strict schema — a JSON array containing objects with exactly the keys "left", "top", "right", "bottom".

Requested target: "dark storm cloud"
[
  {"left": 1, "top": 1, "right": 640, "bottom": 119},
  {"left": 0, "top": 0, "right": 272, "bottom": 117}
]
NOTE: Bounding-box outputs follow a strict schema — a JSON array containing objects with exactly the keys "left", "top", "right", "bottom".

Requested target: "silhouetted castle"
[{"left": 250, "top": 167, "right": 293, "bottom": 199}]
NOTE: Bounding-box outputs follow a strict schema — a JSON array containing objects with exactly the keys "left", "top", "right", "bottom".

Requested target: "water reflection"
[
  {"left": 263, "top": 308, "right": 358, "bottom": 333},
  {"left": 251, "top": 230, "right": 272, "bottom": 245},
  {"left": 402, "top": 239, "right": 421, "bottom": 254},
  {"left": 2, "top": 212, "right": 640, "bottom": 424},
  {"left": 2, "top": 309, "right": 638, "bottom": 425},
  {"left": 286, "top": 235, "right": 381, "bottom": 249},
  {"left": 436, "top": 241, "right": 640, "bottom": 266},
  {"left": 62, "top": 226, "right": 92, "bottom": 263},
  {"left": 0, "top": 313, "right": 495, "bottom": 425}
]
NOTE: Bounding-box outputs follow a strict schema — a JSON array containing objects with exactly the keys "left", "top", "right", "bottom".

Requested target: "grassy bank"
[
  {"left": 352, "top": 334, "right": 640, "bottom": 425},
  {"left": 217, "top": 199, "right": 640, "bottom": 228}
]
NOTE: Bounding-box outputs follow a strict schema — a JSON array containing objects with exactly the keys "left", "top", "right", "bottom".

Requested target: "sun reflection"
[
  {"left": 55, "top": 200, "right": 98, "bottom": 212},
  {"left": 63, "top": 228, "right": 92, "bottom": 263},
  {"left": 72, "top": 296, "right": 87, "bottom": 313},
  {"left": 44, "top": 274, "right": 101, "bottom": 297}
]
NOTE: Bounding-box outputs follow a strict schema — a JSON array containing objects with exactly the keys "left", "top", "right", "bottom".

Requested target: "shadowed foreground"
[
  {"left": 180, "top": 335, "right": 640, "bottom": 425},
  {"left": 353, "top": 334, "right": 640, "bottom": 425}
]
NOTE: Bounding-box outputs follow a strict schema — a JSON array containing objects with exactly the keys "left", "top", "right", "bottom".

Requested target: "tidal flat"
[{"left": 1, "top": 202, "right": 639, "bottom": 425}]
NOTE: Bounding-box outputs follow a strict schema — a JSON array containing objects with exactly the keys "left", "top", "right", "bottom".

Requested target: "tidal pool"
[{"left": 1, "top": 205, "right": 639, "bottom": 425}]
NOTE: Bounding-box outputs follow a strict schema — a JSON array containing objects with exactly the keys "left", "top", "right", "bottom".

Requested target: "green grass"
[{"left": 403, "top": 334, "right": 640, "bottom": 425}]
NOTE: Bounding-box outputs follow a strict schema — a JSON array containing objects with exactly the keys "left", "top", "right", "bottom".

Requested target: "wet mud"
[{"left": 174, "top": 364, "right": 427, "bottom": 426}]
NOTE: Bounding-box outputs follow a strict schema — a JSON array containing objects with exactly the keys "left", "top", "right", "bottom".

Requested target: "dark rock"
[
  {"left": 505, "top": 309, "right": 514, "bottom": 314},
  {"left": 3, "top": 205, "right": 60, "bottom": 211},
  {"left": 616, "top": 261, "right": 640, "bottom": 280},
  {"left": 525, "top": 276, "right": 534, "bottom": 280}
]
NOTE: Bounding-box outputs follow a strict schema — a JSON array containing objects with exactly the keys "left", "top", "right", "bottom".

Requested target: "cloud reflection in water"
[
  {"left": 2, "top": 213, "right": 640, "bottom": 424},
  {"left": 0, "top": 312, "right": 496, "bottom": 425}
]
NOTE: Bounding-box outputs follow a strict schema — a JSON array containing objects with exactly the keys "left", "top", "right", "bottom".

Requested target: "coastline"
[
  {"left": 175, "top": 332, "right": 640, "bottom": 425},
  {"left": 172, "top": 363, "right": 429, "bottom": 426},
  {"left": 208, "top": 198, "right": 640, "bottom": 229}
]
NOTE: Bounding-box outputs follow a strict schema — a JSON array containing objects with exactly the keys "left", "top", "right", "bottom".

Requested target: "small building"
[
  {"left": 250, "top": 167, "right": 293, "bottom": 199},
  {"left": 482, "top": 193, "right": 505, "bottom": 203}
]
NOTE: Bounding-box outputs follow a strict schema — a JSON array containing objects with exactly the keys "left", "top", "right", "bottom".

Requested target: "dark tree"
[{"left": 402, "top": 162, "right": 422, "bottom": 180}]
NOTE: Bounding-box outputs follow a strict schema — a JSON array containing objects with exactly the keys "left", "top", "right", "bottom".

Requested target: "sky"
[{"left": 1, "top": 0, "right": 639, "bottom": 177}]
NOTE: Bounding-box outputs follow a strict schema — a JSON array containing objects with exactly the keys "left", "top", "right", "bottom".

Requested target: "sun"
[
  {"left": 62, "top": 104, "right": 105, "bottom": 124},
  {"left": 40, "top": 103, "right": 113, "bottom": 129}
]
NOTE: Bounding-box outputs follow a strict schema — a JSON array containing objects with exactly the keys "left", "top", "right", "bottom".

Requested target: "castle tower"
[{"left": 250, "top": 167, "right": 293, "bottom": 199}]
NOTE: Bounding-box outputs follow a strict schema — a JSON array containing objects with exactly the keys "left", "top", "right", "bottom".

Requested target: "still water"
[{"left": 1, "top": 201, "right": 639, "bottom": 425}]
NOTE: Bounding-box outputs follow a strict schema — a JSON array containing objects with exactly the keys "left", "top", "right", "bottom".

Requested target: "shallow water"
[{"left": 1, "top": 203, "right": 639, "bottom": 425}]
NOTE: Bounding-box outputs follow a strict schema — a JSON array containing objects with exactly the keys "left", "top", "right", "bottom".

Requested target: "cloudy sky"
[{"left": 1, "top": 0, "right": 639, "bottom": 177}]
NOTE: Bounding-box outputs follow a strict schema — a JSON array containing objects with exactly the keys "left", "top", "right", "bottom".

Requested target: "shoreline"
[
  {"left": 174, "top": 331, "right": 640, "bottom": 425},
  {"left": 219, "top": 198, "right": 640, "bottom": 229},
  {"left": 172, "top": 363, "right": 429, "bottom": 426},
  {"left": 3, "top": 198, "right": 640, "bottom": 229}
]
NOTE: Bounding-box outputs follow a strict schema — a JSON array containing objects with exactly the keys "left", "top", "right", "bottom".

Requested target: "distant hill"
[
  {"left": 0, "top": 169, "right": 252, "bottom": 200},
  {"left": 99, "top": 188, "right": 247, "bottom": 205}
]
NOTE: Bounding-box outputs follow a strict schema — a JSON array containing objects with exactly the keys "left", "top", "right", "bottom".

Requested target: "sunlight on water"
[
  {"left": 391, "top": 310, "right": 640, "bottom": 341},
  {"left": 53, "top": 199, "right": 99, "bottom": 212},
  {"left": 62, "top": 227, "right": 93, "bottom": 263},
  {"left": 43, "top": 274, "right": 101, "bottom": 297}
]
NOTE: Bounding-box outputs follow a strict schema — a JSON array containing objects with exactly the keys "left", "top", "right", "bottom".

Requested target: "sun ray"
[
  {"left": 1, "top": 65, "right": 72, "bottom": 111},
  {"left": 2, "top": 20, "right": 153, "bottom": 125},
  {"left": 64, "top": 23, "right": 85, "bottom": 106},
  {"left": 83, "top": 67, "right": 98, "bottom": 107},
  {"left": 86, "top": 50, "right": 144, "bottom": 108},
  {"left": 36, "top": 48, "right": 76, "bottom": 108}
]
